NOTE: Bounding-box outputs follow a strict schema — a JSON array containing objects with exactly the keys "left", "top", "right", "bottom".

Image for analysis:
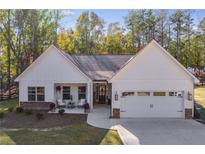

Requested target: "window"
[
  {"left": 169, "top": 91, "right": 183, "bottom": 97},
  {"left": 137, "top": 92, "right": 150, "bottom": 96},
  {"left": 63, "top": 86, "right": 70, "bottom": 100},
  {"left": 78, "top": 86, "right": 86, "bottom": 99},
  {"left": 122, "top": 92, "right": 135, "bottom": 97},
  {"left": 28, "top": 87, "right": 36, "bottom": 101},
  {"left": 37, "top": 87, "right": 45, "bottom": 101},
  {"left": 28, "top": 87, "right": 45, "bottom": 101},
  {"left": 153, "top": 92, "right": 166, "bottom": 96}
]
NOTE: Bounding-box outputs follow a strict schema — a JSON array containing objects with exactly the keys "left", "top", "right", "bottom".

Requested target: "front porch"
[
  {"left": 54, "top": 82, "right": 93, "bottom": 110},
  {"left": 48, "top": 107, "right": 85, "bottom": 114}
]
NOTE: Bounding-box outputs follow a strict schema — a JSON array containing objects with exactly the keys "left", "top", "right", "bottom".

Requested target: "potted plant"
[
  {"left": 49, "top": 103, "right": 56, "bottom": 112},
  {"left": 58, "top": 109, "right": 65, "bottom": 115},
  {"left": 83, "top": 102, "right": 90, "bottom": 113}
]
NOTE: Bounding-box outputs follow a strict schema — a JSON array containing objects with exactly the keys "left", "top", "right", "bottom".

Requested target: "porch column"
[{"left": 87, "top": 82, "right": 93, "bottom": 111}]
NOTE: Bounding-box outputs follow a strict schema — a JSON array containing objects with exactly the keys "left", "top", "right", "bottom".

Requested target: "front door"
[{"left": 99, "top": 84, "right": 106, "bottom": 103}]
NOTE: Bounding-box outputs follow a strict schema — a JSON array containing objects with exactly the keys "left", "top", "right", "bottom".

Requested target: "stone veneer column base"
[
  {"left": 112, "top": 108, "right": 120, "bottom": 118},
  {"left": 185, "top": 108, "right": 192, "bottom": 119}
]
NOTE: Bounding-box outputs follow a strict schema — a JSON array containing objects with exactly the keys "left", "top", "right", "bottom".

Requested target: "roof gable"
[
  {"left": 109, "top": 40, "right": 199, "bottom": 83},
  {"left": 15, "top": 45, "right": 91, "bottom": 82}
]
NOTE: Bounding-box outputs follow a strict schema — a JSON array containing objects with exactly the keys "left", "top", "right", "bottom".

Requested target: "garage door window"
[
  {"left": 169, "top": 92, "right": 177, "bottom": 96},
  {"left": 122, "top": 92, "right": 134, "bottom": 97},
  {"left": 153, "top": 92, "right": 166, "bottom": 96},
  {"left": 169, "top": 91, "right": 183, "bottom": 97},
  {"left": 137, "top": 92, "right": 150, "bottom": 96}
]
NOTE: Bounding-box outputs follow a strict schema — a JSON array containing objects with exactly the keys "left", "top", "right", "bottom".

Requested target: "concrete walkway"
[
  {"left": 87, "top": 105, "right": 205, "bottom": 145},
  {"left": 87, "top": 105, "right": 140, "bottom": 145}
]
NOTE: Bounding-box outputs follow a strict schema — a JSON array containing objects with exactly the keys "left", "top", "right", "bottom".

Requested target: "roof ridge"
[{"left": 71, "top": 54, "right": 135, "bottom": 56}]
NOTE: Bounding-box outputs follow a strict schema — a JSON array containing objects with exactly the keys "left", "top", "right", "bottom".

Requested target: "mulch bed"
[{"left": 1, "top": 110, "right": 87, "bottom": 129}]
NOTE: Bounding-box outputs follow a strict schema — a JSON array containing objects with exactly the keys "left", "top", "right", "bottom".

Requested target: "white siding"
[
  {"left": 18, "top": 46, "right": 91, "bottom": 103},
  {"left": 19, "top": 80, "right": 54, "bottom": 102},
  {"left": 18, "top": 46, "right": 89, "bottom": 82}
]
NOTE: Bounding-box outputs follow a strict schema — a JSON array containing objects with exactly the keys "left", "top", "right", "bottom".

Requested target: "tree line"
[{"left": 0, "top": 9, "right": 205, "bottom": 97}]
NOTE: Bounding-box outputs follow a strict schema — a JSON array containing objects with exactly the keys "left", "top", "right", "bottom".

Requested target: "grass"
[
  {"left": 0, "top": 99, "right": 122, "bottom": 145},
  {"left": 194, "top": 87, "right": 205, "bottom": 108},
  {"left": 194, "top": 87, "right": 205, "bottom": 120},
  {"left": 0, "top": 124, "right": 122, "bottom": 145},
  {"left": 0, "top": 99, "right": 18, "bottom": 112}
]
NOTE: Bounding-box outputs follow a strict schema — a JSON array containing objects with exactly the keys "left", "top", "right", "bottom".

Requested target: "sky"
[{"left": 60, "top": 9, "right": 205, "bottom": 30}]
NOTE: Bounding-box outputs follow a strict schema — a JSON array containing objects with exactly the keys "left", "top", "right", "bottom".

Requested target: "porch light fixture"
[{"left": 188, "top": 91, "right": 193, "bottom": 101}]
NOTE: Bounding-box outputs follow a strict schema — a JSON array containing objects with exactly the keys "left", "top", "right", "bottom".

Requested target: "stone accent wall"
[
  {"left": 20, "top": 102, "right": 53, "bottom": 110},
  {"left": 185, "top": 108, "right": 192, "bottom": 119},
  {"left": 112, "top": 108, "right": 120, "bottom": 118}
]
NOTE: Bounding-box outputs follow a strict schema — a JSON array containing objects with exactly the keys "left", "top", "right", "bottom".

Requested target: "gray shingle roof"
[{"left": 62, "top": 51, "right": 133, "bottom": 80}]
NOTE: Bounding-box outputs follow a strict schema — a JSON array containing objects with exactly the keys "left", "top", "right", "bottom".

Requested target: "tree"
[
  {"left": 145, "top": 10, "right": 156, "bottom": 42},
  {"left": 198, "top": 17, "right": 205, "bottom": 65},
  {"left": 183, "top": 10, "right": 194, "bottom": 67},
  {"left": 170, "top": 10, "right": 186, "bottom": 63},
  {"left": 75, "top": 11, "right": 104, "bottom": 54},
  {"left": 155, "top": 10, "right": 168, "bottom": 47},
  {"left": 125, "top": 10, "right": 146, "bottom": 52},
  {"left": 104, "top": 22, "right": 125, "bottom": 54},
  {"left": 191, "top": 36, "right": 204, "bottom": 69}
]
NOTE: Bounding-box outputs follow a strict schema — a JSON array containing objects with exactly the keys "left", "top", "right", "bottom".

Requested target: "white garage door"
[{"left": 120, "top": 91, "right": 184, "bottom": 118}]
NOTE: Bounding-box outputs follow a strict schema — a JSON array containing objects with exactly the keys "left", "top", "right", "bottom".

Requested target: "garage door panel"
[{"left": 120, "top": 95, "right": 184, "bottom": 118}]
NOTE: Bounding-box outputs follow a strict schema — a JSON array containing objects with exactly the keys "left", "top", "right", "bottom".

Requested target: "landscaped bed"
[
  {"left": 1, "top": 111, "right": 87, "bottom": 129},
  {"left": 0, "top": 99, "right": 122, "bottom": 145}
]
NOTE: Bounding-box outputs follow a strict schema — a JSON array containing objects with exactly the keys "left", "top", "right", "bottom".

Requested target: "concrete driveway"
[
  {"left": 118, "top": 118, "right": 205, "bottom": 145},
  {"left": 88, "top": 105, "right": 205, "bottom": 145}
]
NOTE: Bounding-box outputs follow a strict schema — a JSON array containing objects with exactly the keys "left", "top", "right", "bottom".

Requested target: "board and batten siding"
[
  {"left": 17, "top": 46, "right": 91, "bottom": 103},
  {"left": 110, "top": 41, "right": 195, "bottom": 116}
]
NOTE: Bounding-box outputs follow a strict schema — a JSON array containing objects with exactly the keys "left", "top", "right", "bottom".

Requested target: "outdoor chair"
[
  {"left": 77, "top": 99, "right": 86, "bottom": 108},
  {"left": 57, "top": 99, "right": 66, "bottom": 108}
]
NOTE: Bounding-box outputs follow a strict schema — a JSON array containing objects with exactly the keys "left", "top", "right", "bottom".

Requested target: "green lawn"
[
  {"left": 194, "top": 87, "right": 205, "bottom": 108},
  {"left": 194, "top": 87, "right": 205, "bottom": 120},
  {"left": 0, "top": 99, "right": 18, "bottom": 112},
  {"left": 0, "top": 99, "right": 122, "bottom": 145},
  {"left": 0, "top": 124, "right": 122, "bottom": 145}
]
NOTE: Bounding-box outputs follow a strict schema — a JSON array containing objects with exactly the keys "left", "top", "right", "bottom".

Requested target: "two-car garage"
[
  {"left": 110, "top": 40, "right": 197, "bottom": 119},
  {"left": 120, "top": 91, "right": 184, "bottom": 118}
]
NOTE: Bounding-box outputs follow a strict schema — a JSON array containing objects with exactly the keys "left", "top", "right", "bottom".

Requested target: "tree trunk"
[
  {"left": 7, "top": 10, "right": 11, "bottom": 99},
  {"left": 0, "top": 64, "right": 3, "bottom": 101},
  {"left": 204, "top": 37, "right": 205, "bottom": 66}
]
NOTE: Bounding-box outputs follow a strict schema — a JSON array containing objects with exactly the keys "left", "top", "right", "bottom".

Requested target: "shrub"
[
  {"left": 199, "top": 109, "right": 205, "bottom": 120},
  {"left": 58, "top": 109, "right": 65, "bottom": 115},
  {"left": 8, "top": 107, "right": 14, "bottom": 112},
  {"left": 25, "top": 110, "right": 33, "bottom": 115},
  {"left": 36, "top": 113, "right": 44, "bottom": 120},
  {"left": 16, "top": 107, "right": 24, "bottom": 113},
  {"left": 49, "top": 103, "right": 56, "bottom": 111},
  {"left": 0, "top": 112, "right": 4, "bottom": 119}
]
